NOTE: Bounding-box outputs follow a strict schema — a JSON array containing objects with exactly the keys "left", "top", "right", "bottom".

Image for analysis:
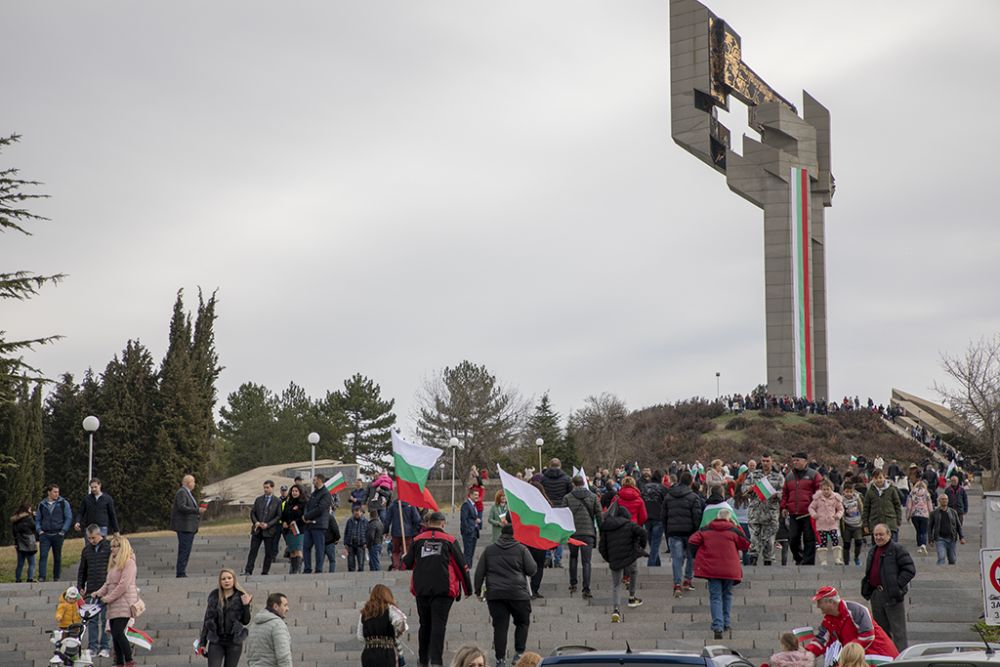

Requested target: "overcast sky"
[{"left": 5, "top": 1, "right": 999, "bottom": 432}]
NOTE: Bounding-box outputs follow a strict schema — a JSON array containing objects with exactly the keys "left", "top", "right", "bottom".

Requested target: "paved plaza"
[{"left": 0, "top": 491, "right": 984, "bottom": 666}]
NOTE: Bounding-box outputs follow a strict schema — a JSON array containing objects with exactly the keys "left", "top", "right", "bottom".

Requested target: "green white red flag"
[
  {"left": 289, "top": 521, "right": 301, "bottom": 536},
  {"left": 699, "top": 500, "right": 737, "bottom": 528},
  {"left": 864, "top": 656, "right": 894, "bottom": 665},
  {"left": 391, "top": 431, "right": 441, "bottom": 510},
  {"left": 946, "top": 460, "right": 957, "bottom": 478},
  {"left": 126, "top": 627, "right": 153, "bottom": 650},
  {"left": 497, "top": 465, "right": 575, "bottom": 550},
  {"left": 324, "top": 472, "right": 347, "bottom": 495},
  {"left": 752, "top": 477, "right": 777, "bottom": 501},
  {"left": 792, "top": 626, "right": 814, "bottom": 643}
]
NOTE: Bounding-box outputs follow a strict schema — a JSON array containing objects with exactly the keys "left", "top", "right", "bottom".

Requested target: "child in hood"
[
  {"left": 56, "top": 586, "right": 83, "bottom": 629},
  {"left": 766, "top": 632, "right": 814, "bottom": 667},
  {"left": 808, "top": 480, "right": 844, "bottom": 565}
]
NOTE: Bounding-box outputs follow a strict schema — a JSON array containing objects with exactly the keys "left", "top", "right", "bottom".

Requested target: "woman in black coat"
[
  {"left": 10, "top": 503, "right": 38, "bottom": 582},
  {"left": 198, "top": 568, "right": 252, "bottom": 667}
]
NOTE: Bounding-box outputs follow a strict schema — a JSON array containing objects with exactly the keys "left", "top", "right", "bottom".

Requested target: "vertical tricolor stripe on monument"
[{"left": 790, "top": 167, "right": 813, "bottom": 400}]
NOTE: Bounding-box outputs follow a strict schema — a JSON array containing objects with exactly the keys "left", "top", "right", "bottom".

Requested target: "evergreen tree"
[
  {"left": 219, "top": 382, "right": 279, "bottom": 474},
  {"left": 526, "top": 393, "right": 576, "bottom": 469},
  {"left": 0, "top": 381, "right": 45, "bottom": 542},
  {"left": 43, "top": 373, "right": 89, "bottom": 513},
  {"left": 0, "top": 134, "right": 65, "bottom": 393},
  {"left": 326, "top": 373, "right": 396, "bottom": 473},
  {"left": 416, "top": 360, "right": 525, "bottom": 475}
]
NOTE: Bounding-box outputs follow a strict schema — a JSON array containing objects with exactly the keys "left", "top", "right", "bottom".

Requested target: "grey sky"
[{"left": 5, "top": 1, "right": 999, "bottom": 431}]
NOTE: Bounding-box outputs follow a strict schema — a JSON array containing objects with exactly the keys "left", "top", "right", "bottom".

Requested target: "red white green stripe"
[
  {"left": 391, "top": 431, "right": 441, "bottom": 510},
  {"left": 864, "top": 656, "right": 894, "bottom": 665},
  {"left": 324, "top": 471, "right": 347, "bottom": 495},
  {"left": 792, "top": 626, "right": 814, "bottom": 643},
  {"left": 289, "top": 521, "right": 301, "bottom": 536},
  {"left": 497, "top": 466, "right": 575, "bottom": 549},
  {"left": 752, "top": 477, "right": 776, "bottom": 502},
  {"left": 699, "top": 500, "right": 737, "bottom": 528},
  {"left": 126, "top": 627, "right": 153, "bottom": 650},
  {"left": 790, "top": 166, "right": 813, "bottom": 401}
]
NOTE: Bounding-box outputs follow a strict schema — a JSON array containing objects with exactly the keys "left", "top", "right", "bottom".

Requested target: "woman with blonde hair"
[
  {"left": 358, "top": 583, "right": 408, "bottom": 667},
  {"left": 450, "top": 644, "right": 486, "bottom": 667},
  {"left": 198, "top": 568, "right": 253, "bottom": 666},
  {"left": 836, "top": 642, "right": 867, "bottom": 667},
  {"left": 706, "top": 459, "right": 726, "bottom": 488},
  {"left": 514, "top": 653, "right": 543, "bottom": 667},
  {"left": 488, "top": 490, "right": 509, "bottom": 542},
  {"left": 93, "top": 535, "right": 138, "bottom": 667}
]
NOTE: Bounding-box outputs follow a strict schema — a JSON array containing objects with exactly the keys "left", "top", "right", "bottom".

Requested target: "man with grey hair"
[
  {"left": 805, "top": 586, "right": 899, "bottom": 659},
  {"left": 77, "top": 524, "right": 111, "bottom": 659},
  {"left": 861, "top": 523, "right": 915, "bottom": 650},
  {"left": 170, "top": 474, "right": 206, "bottom": 578}
]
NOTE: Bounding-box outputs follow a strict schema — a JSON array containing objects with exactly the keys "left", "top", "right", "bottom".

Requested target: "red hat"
[{"left": 812, "top": 586, "right": 839, "bottom": 601}]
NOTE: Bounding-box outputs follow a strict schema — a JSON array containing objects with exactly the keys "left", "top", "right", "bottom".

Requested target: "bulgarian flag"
[
  {"left": 865, "top": 656, "right": 894, "bottom": 665},
  {"left": 792, "top": 627, "right": 814, "bottom": 643},
  {"left": 752, "top": 476, "right": 777, "bottom": 501},
  {"left": 324, "top": 471, "right": 347, "bottom": 495},
  {"left": 289, "top": 521, "right": 301, "bottom": 536},
  {"left": 391, "top": 431, "right": 441, "bottom": 510},
  {"left": 700, "top": 500, "right": 737, "bottom": 528},
  {"left": 497, "top": 465, "right": 575, "bottom": 550},
  {"left": 946, "top": 460, "right": 957, "bottom": 478},
  {"left": 126, "top": 627, "right": 153, "bottom": 650}
]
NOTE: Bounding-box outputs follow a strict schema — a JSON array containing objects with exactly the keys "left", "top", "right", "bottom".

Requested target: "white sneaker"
[{"left": 98, "top": 649, "right": 111, "bottom": 658}]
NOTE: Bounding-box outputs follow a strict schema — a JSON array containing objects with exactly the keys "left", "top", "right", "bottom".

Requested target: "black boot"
[{"left": 289, "top": 556, "right": 301, "bottom": 574}]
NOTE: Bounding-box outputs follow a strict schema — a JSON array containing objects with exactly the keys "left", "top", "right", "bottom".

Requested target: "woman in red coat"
[
  {"left": 613, "top": 477, "right": 648, "bottom": 525},
  {"left": 688, "top": 510, "right": 750, "bottom": 640}
]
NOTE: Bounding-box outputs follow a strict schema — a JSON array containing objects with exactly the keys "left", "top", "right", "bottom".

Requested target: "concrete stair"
[{"left": 0, "top": 491, "right": 985, "bottom": 666}]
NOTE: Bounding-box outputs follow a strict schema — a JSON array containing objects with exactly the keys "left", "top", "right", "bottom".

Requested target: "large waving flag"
[
  {"left": 498, "top": 465, "right": 575, "bottom": 549},
  {"left": 700, "top": 499, "right": 737, "bottom": 528},
  {"left": 391, "top": 431, "right": 441, "bottom": 510}
]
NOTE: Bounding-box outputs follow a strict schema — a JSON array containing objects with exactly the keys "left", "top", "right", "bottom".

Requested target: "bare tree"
[
  {"left": 936, "top": 335, "right": 1000, "bottom": 488},
  {"left": 568, "top": 392, "right": 628, "bottom": 470}
]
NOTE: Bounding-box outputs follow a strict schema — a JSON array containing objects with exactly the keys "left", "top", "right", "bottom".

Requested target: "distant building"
[{"left": 202, "top": 459, "right": 361, "bottom": 508}]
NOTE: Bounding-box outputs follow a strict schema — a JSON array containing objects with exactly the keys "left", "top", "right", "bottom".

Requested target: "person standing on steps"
[
  {"left": 742, "top": 452, "right": 784, "bottom": 566},
  {"left": 244, "top": 480, "right": 282, "bottom": 576},
  {"left": 301, "top": 474, "right": 332, "bottom": 574},
  {"left": 344, "top": 505, "right": 370, "bottom": 572},
  {"left": 244, "top": 593, "right": 292, "bottom": 667},
  {"left": 928, "top": 493, "right": 966, "bottom": 565},
  {"left": 198, "top": 568, "right": 253, "bottom": 667},
  {"left": 92, "top": 535, "right": 140, "bottom": 667},
  {"left": 74, "top": 478, "right": 119, "bottom": 538},
  {"left": 540, "top": 458, "right": 573, "bottom": 568},
  {"left": 403, "top": 511, "right": 473, "bottom": 667},
  {"left": 171, "top": 474, "right": 206, "bottom": 578},
  {"left": 474, "top": 523, "right": 536, "bottom": 667},
  {"left": 904, "top": 480, "right": 932, "bottom": 556},
  {"left": 77, "top": 525, "right": 112, "bottom": 660},
  {"left": 862, "top": 470, "right": 902, "bottom": 543},
  {"left": 36, "top": 483, "right": 73, "bottom": 582},
  {"left": 688, "top": 508, "right": 750, "bottom": 640},
  {"left": 861, "top": 523, "right": 915, "bottom": 651},
  {"left": 945, "top": 475, "right": 968, "bottom": 526},
  {"left": 840, "top": 485, "right": 865, "bottom": 566},
  {"left": 781, "top": 453, "right": 822, "bottom": 565},
  {"left": 641, "top": 470, "right": 667, "bottom": 567},
  {"left": 663, "top": 471, "right": 703, "bottom": 596},
  {"left": 598, "top": 503, "right": 647, "bottom": 623},
  {"left": 809, "top": 480, "right": 844, "bottom": 566},
  {"left": 564, "top": 475, "right": 599, "bottom": 598},
  {"left": 11, "top": 502, "right": 38, "bottom": 583},
  {"left": 488, "top": 491, "right": 509, "bottom": 543},
  {"left": 367, "top": 510, "right": 385, "bottom": 572},
  {"left": 386, "top": 497, "right": 422, "bottom": 571},
  {"left": 358, "top": 584, "right": 408, "bottom": 667},
  {"left": 461, "top": 488, "right": 482, "bottom": 566},
  {"left": 280, "top": 484, "right": 306, "bottom": 574}
]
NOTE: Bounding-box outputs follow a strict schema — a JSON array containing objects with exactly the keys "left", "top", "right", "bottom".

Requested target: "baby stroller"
[{"left": 48, "top": 602, "right": 101, "bottom": 666}]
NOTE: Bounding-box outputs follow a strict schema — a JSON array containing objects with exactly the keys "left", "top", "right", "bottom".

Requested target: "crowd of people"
[{"left": 8, "top": 441, "right": 976, "bottom": 667}]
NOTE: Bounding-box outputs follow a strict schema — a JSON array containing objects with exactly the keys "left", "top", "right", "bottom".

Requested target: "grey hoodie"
[
  {"left": 564, "top": 487, "right": 599, "bottom": 538},
  {"left": 244, "top": 609, "right": 292, "bottom": 667}
]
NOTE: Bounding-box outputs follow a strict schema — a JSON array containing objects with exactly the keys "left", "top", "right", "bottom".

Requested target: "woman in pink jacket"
[
  {"left": 94, "top": 535, "right": 139, "bottom": 667},
  {"left": 808, "top": 480, "right": 844, "bottom": 566}
]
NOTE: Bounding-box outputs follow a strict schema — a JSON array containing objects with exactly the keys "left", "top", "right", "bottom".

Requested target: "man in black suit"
[
  {"left": 301, "top": 475, "right": 332, "bottom": 574},
  {"left": 170, "top": 474, "right": 205, "bottom": 578},
  {"left": 244, "top": 480, "right": 282, "bottom": 576}
]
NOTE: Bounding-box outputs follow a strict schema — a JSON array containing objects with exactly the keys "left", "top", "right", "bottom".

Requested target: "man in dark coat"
[
  {"left": 301, "top": 474, "right": 332, "bottom": 574},
  {"left": 77, "top": 525, "right": 112, "bottom": 659},
  {"left": 861, "top": 523, "right": 916, "bottom": 650},
  {"left": 641, "top": 471, "right": 667, "bottom": 567},
  {"left": 540, "top": 458, "right": 573, "bottom": 567},
  {"left": 386, "top": 498, "right": 422, "bottom": 570},
  {"left": 663, "top": 471, "right": 703, "bottom": 596},
  {"left": 945, "top": 475, "right": 969, "bottom": 525},
  {"left": 474, "top": 524, "right": 537, "bottom": 667},
  {"left": 460, "top": 488, "right": 482, "bottom": 566},
  {"left": 564, "top": 475, "right": 599, "bottom": 597},
  {"left": 74, "top": 478, "right": 119, "bottom": 537},
  {"left": 781, "top": 452, "right": 822, "bottom": 565},
  {"left": 599, "top": 504, "right": 647, "bottom": 622},
  {"left": 244, "top": 480, "right": 282, "bottom": 576},
  {"left": 36, "top": 483, "right": 73, "bottom": 582},
  {"left": 170, "top": 474, "right": 205, "bottom": 578}
]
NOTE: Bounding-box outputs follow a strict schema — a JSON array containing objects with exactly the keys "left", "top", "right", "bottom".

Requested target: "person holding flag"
[
  {"left": 688, "top": 507, "right": 749, "bottom": 639},
  {"left": 805, "top": 586, "right": 898, "bottom": 661},
  {"left": 742, "top": 452, "right": 785, "bottom": 566},
  {"left": 302, "top": 475, "right": 333, "bottom": 575},
  {"left": 280, "top": 484, "right": 306, "bottom": 574}
]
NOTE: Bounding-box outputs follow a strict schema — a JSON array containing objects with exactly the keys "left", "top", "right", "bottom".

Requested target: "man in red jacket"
[
  {"left": 781, "top": 453, "right": 822, "bottom": 565},
  {"left": 403, "top": 512, "right": 473, "bottom": 667},
  {"left": 805, "top": 586, "right": 898, "bottom": 659}
]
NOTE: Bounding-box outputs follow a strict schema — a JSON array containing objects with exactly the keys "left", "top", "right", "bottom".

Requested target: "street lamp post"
[
  {"left": 308, "top": 432, "right": 320, "bottom": 479},
  {"left": 82, "top": 416, "right": 100, "bottom": 489},
  {"left": 716, "top": 372, "right": 721, "bottom": 400},
  {"left": 449, "top": 437, "right": 459, "bottom": 514},
  {"left": 536, "top": 437, "right": 544, "bottom": 473}
]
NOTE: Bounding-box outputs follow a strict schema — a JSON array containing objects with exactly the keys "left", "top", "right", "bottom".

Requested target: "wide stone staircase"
[{"left": 0, "top": 491, "right": 985, "bottom": 666}]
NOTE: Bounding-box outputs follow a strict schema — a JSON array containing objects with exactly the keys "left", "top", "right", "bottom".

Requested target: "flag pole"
[{"left": 398, "top": 495, "right": 408, "bottom": 557}]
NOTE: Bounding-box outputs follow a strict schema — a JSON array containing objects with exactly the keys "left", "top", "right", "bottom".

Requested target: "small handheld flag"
[
  {"left": 324, "top": 472, "right": 347, "bottom": 495},
  {"left": 126, "top": 627, "right": 153, "bottom": 650},
  {"left": 792, "top": 627, "right": 814, "bottom": 643},
  {"left": 752, "top": 477, "right": 777, "bottom": 502},
  {"left": 289, "top": 522, "right": 301, "bottom": 537}
]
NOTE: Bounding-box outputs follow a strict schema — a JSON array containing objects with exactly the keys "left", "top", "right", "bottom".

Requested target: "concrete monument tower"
[{"left": 670, "top": 0, "right": 834, "bottom": 401}]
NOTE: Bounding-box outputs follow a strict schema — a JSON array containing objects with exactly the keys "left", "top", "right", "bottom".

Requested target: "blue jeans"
[
  {"left": 369, "top": 544, "right": 382, "bottom": 571},
  {"left": 707, "top": 578, "right": 734, "bottom": 631},
  {"left": 303, "top": 529, "right": 325, "bottom": 573},
  {"left": 15, "top": 551, "right": 35, "bottom": 581},
  {"left": 39, "top": 532, "right": 65, "bottom": 581},
  {"left": 553, "top": 543, "right": 563, "bottom": 565},
  {"left": 87, "top": 604, "right": 110, "bottom": 651},
  {"left": 323, "top": 543, "right": 338, "bottom": 573},
  {"left": 462, "top": 534, "right": 477, "bottom": 566},
  {"left": 668, "top": 536, "right": 693, "bottom": 585},
  {"left": 645, "top": 521, "right": 664, "bottom": 566},
  {"left": 175, "top": 531, "right": 195, "bottom": 577},
  {"left": 347, "top": 545, "right": 366, "bottom": 571},
  {"left": 935, "top": 538, "right": 957, "bottom": 564}
]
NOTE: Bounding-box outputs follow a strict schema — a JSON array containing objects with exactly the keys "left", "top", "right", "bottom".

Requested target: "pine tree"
[
  {"left": 526, "top": 393, "right": 576, "bottom": 469},
  {"left": 0, "top": 381, "right": 45, "bottom": 542},
  {"left": 43, "top": 373, "right": 89, "bottom": 513},
  {"left": 326, "top": 373, "right": 396, "bottom": 473},
  {"left": 219, "top": 383, "right": 279, "bottom": 474}
]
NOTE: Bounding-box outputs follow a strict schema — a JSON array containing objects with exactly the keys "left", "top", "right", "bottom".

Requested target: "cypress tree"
[{"left": 43, "top": 373, "right": 89, "bottom": 513}]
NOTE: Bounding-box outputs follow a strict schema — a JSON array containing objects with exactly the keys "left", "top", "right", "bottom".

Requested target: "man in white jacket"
[{"left": 245, "top": 593, "right": 292, "bottom": 667}]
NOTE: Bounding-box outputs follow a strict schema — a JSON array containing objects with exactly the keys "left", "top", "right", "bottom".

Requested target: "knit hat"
[{"left": 812, "top": 585, "right": 838, "bottom": 601}]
